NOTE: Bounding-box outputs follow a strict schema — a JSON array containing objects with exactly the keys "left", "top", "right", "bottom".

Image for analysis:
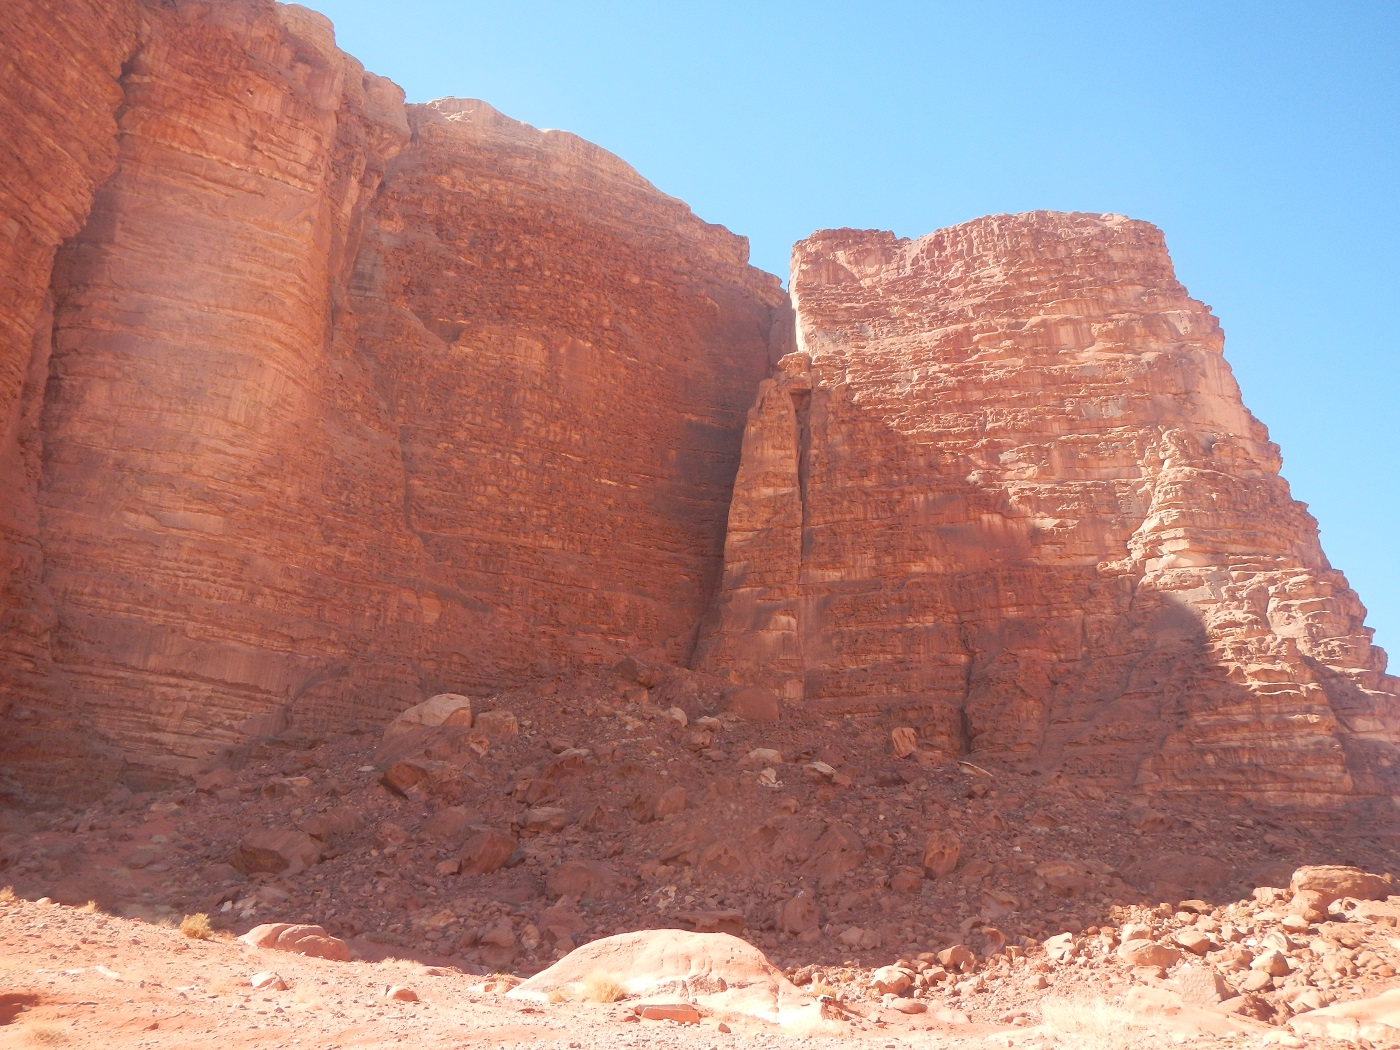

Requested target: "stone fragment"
[
  {"left": 523, "top": 807, "right": 570, "bottom": 834},
  {"left": 726, "top": 686, "right": 779, "bottom": 722},
  {"left": 1241, "top": 971, "right": 1274, "bottom": 993},
  {"left": 547, "top": 859, "right": 631, "bottom": 899},
  {"left": 385, "top": 985, "right": 419, "bottom": 1002},
  {"left": 459, "top": 830, "right": 518, "bottom": 875},
  {"left": 1174, "top": 929, "right": 1212, "bottom": 956},
  {"left": 239, "top": 923, "right": 350, "bottom": 962},
  {"left": 1176, "top": 965, "right": 1231, "bottom": 1005},
  {"left": 1117, "top": 939, "right": 1182, "bottom": 968},
  {"left": 250, "top": 971, "right": 288, "bottom": 991},
  {"left": 385, "top": 694, "right": 473, "bottom": 740},
  {"left": 1042, "top": 933, "right": 1077, "bottom": 963},
  {"left": 869, "top": 966, "right": 914, "bottom": 995},
  {"left": 1251, "top": 949, "right": 1290, "bottom": 977},
  {"left": 196, "top": 769, "right": 235, "bottom": 793},
  {"left": 1288, "top": 890, "right": 1330, "bottom": 923},
  {"left": 776, "top": 894, "right": 820, "bottom": 936},
  {"left": 742, "top": 748, "right": 783, "bottom": 765},
  {"left": 473, "top": 710, "right": 519, "bottom": 740},
  {"left": 937, "top": 945, "right": 975, "bottom": 972},
  {"left": 653, "top": 786, "right": 687, "bottom": 819},
  {"left": 301, "top": 805, "right": 365, "bottom": 841},
  {"left": 231, "top": 830, "right": 322, "bottom": 874},
  {"left": 890, "top": 997, "right": 927, "bottom": 1014},
  {"left": 922, "top": 831, "right": 961, "bottom": 878},
  {"left": 637, "top": 1003, "right": 702, "bottom": 1024},
  {"left": 675, "top": 910, "right": 747, "bottom": 936},
  {"left": 891, "top": 727, "right": 917, "bottom": 759},
  {"left": 889, "top": 867, "right": 923, "bottom": 894},
  {"left": 1290, "top": 865, "right": 1394, "bottom": 903}
]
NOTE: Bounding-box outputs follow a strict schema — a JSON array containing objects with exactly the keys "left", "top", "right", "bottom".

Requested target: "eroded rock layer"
[
  {"left": 0, "top": 0, "right": 785, "bottom": 789},
  {"left": 698, "top": 214, "right": 1399, "bottom": 804}
]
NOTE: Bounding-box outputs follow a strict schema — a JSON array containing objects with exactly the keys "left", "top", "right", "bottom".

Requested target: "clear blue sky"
[{"left": 303, "top": 0, "right": 1399, "bottom": 659}]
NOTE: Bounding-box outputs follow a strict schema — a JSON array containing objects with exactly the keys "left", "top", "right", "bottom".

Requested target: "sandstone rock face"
[
  {"left": 0, "top": 0, "right": 143, "bottom": 786},
  {"left": 0, "top": 0, "right": 785, "bottom": 789},
  {"left": 698, "top": 213, "right": 1400, "bottom": 804}
]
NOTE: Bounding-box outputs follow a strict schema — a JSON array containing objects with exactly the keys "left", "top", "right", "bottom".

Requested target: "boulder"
[
  {"left": 239, "top": 923, "right": 350, "bottom": 962},
  {"left": 231, "top": 829, "right": 322, "bottom": 874},
  {"left": 922, "top": 830, "right": 961, "bottom": 878},
  {"left": 725, "top": 686, "right": 780, "bottom": 722},
  {"left": 1290, "top": 865, "right": 1395, "bottom": 902},
  {"left": 459, "top": 829, "right": 517, "bottom": 874},
  {"left": 384, "top": 694, "right": 473, "bottom": 740},
  {"left": 507, "top": 930, "right": 821, "bottom": 1026},
  {"left": 1118, "top": 939, "right": 1183, "bottom": 968}
]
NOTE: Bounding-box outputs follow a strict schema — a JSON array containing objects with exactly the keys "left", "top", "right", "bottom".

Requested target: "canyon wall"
[
  {"left": 0, "top": 0, "right": 785, "bottom": 791},
  {"left": 697, "top": 214, "right": 1399, "bottom": 805},
  {"left": 2, "top": 2, "right": 1393, "bottom": 805}
]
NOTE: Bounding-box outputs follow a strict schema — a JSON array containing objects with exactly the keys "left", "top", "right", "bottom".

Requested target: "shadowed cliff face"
[
  {"left": 0, "top": 0, "right": 785, "bottom": 792},
  {"left": 697, "top": 214, "right": 1400, "bottom": 806}
]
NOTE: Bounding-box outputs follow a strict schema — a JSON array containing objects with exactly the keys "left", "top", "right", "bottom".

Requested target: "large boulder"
[
  {"left": 384, "top": 694, "right": 473, "bottom": 740},
  {"left": 507, "top": 930, "right": 821, "bottom": 1026},
  {"left": 1289, "top": 865, "right": 1395, "bottom": 903},
  {"left": 231, "top": 829, "right": 322, "bottom": 874},
  {"left": 239, "top": 923, "right": 350, "bottom": 962}
]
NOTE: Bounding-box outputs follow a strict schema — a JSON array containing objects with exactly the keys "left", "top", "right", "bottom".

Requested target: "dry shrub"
[
  {"left": 579, "top": 973, "right": 625, "bottom": 1003},
  {"left": 179, "top": 912, "right": 213, "bottom": 939},
  {"left": 75, "top": 900, "right": 100, "bottom": 914},
  {"left": 1040, "top": 996, "right": 1152, "bottom": 1050},
  {"left": 25, "top": 1023, "right": 71, "bottom": 1046},
  {"left": 809, "top": 979, "right": 839, "bottom": 998},
  {"left": 0, "top": 885, "right": 16, "bottom": 903}
]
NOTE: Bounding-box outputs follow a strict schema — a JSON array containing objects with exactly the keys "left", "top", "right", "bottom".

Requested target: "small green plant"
[{"left": 179, "top": 912, "right": 213, "bottom": 939}]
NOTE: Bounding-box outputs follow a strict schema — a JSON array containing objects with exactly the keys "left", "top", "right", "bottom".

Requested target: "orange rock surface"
[
  {"left": 0, "top": 0, "right": 784, "bottom": 790},
  {"left": 1, "top": 3, "right": 1393, "bottom": 807},
  {"left": 698, "top": 214, "right": 1399, "bottom": 804}
]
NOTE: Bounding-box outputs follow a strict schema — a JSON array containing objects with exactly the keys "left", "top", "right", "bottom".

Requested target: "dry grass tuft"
[
  {"left": 0, "top": 885, "right": 16, "bottom": 903},
  {"left": 1040, "top": 996, "right": 1151, "bottom": 1050},
  {"left": 75, "top": 900, "right": 100, "bottom": 914},
  {"left": 809, "top": 979, "right": 839, "bottom": 998},
  {"left": 179, "top": 912, "right": 213, "bottom": 939},
  {"left": 25, "top": 1023, "right": 71, "bottom": 1046},
  {"left": 579, "top": 973, "right": 626, "bottom": 1003}
]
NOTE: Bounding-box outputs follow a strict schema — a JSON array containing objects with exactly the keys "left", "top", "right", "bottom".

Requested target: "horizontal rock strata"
[
  {"left": 0, "top": 0, "right": 785, "bottom": 790},
  {"left": 698, "top": 213, "right": 1399, "bottom": 804}
]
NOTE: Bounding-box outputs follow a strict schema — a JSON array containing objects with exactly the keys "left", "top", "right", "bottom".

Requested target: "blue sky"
[{"left": 303, "top": 0, "right": 1399, "bottom": 657}]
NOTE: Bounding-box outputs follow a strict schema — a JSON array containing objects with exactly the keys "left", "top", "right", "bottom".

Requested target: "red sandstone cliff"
[
  {"left": 2, "top": 3, "right": 1394, "bottom": 807},
  {"left": 698, "top": 214, "right": 1400, "bottom": 805},
  {"left": 0, "top": 0, "right": 785, "bottom": 791}
]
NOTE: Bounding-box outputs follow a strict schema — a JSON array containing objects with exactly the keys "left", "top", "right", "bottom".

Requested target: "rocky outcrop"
[
  {"left": 0, "top": 0, "right": 784, "bottom": 791},
  {"left": 698, "top": 213, "right": 1399, "bottom": 805},
  {"left": 2, "top": 4, "right": 1392, "bottom": 807}
]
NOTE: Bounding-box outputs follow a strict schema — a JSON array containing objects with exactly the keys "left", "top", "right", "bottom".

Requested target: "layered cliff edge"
[
  {"left": 1, "top": 1, "right": 1395, "bottom": 806},
  {"left": 698, "top": 215, "right": 1400, "bottom": 806},
  {"left": 0, "top": 0, "right": 788, "bottom": 792}
]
